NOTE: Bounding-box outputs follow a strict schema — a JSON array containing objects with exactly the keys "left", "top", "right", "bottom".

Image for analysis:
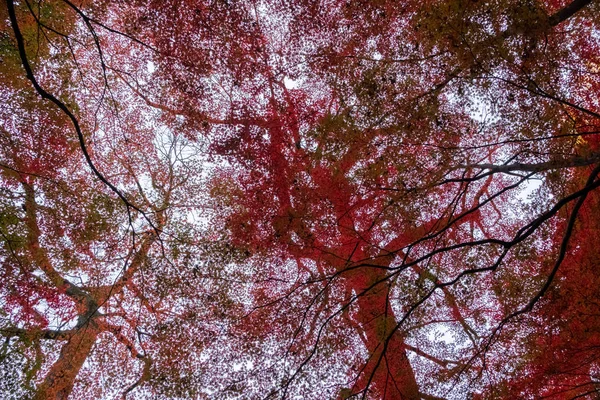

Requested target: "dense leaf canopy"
[{"left": 2, "top": 0, "right": 600, "bottom": 399}]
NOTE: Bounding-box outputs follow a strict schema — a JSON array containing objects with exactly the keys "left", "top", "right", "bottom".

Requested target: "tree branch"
[
  {"left": 0, "top": 327, "right": 74, "bottom": 340},
  {"left": 464, "top": 153, "right": 600, "bottom": 173},
  {"left": 549, "top": 0, "right": 594, "bottom": 26}
]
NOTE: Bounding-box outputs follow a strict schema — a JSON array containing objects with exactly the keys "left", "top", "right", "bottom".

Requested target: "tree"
[
  {"left": 0, "top": 2, "right": 230, "bottom": 398},
  {"left": 2, "top": 0, "right": 600, "bottom": 399}
]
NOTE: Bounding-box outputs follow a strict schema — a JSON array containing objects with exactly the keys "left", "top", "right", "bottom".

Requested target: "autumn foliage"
[{"left": 2, "top": 0, "right": 600, "bottom": 399}]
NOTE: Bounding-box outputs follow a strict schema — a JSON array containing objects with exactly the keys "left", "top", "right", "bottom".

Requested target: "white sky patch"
[
  {"left": 146, "top": 61, "right": 156, "bottom": 74},
  {"left": 232, "top": 362, "right": 243, "bottom": 372},
  {"left": 468, "top": 95, "right": 499, "bottom": 124},
  {"left": 434, "top": 326, "right": 456, "bottom": 344},
  {"left": 517, "top": 178, "right": 543, "bottom": 202},
  {"left": 284, "top": 77, "right": 298, "bottom": 89}
]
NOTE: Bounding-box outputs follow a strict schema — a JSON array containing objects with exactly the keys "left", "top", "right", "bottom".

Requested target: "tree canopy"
[{"left": 2, "top": 0, "right": 600, "bottom": 398}]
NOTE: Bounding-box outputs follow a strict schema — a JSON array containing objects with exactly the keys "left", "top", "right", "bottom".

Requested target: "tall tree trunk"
[
  {"left": 340, "top": 249, "right": 420, "bottom": 400},
  {"left": 34, "top": 321, "right": 101, "bottom": 400}
]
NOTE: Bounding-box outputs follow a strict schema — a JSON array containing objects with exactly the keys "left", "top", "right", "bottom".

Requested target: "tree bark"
[
  {"left": 33, "top": 321, "right": 101, "bottom": 400},
  {"left": 340, "top": 249, "right": 420, "bottom": 400},
  {"left": 549, "top": 0, "right": 594, "bottom": 26}
]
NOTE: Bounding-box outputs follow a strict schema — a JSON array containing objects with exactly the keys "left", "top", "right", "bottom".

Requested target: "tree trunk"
[
  {"left": 34, "top": 321, "right": 101, "bottom": 400},
  {"left": 334, "top": 244, "right": 420, "bottom": 400}
]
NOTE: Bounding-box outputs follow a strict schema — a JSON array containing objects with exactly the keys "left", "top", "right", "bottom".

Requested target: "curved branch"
[{"left": 6, "top": 0, "right": 147, "bottom": 221}]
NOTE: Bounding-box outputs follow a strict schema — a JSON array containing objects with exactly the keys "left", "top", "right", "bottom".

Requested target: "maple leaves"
[
  {"left": 1, "top": 1, "right": 213, "bottom": 398},
  {"left": 2, "top": 0, "right": 600, "bottom": 399}
]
